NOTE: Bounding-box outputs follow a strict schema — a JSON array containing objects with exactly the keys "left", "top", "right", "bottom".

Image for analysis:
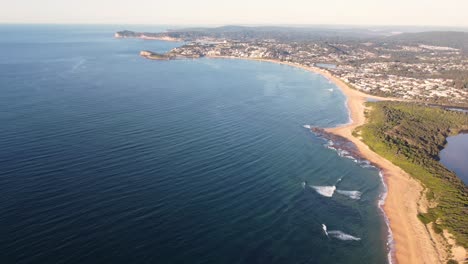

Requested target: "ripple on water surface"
[{"left": 0, "top": 25, "right": 389, "bottom": 264}]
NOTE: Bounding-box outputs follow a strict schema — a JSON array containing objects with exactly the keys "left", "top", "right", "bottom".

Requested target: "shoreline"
[
  {"left": 140, "top": 51, "right": 464, "bottom": 262},
  {"left": 207, "top": 56, "right": 452, "bottom": 263}
]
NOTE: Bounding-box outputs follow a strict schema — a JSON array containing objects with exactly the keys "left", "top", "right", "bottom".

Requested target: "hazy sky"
[{"left": 1, "top": 0, "right": 467, "bottom": 26}]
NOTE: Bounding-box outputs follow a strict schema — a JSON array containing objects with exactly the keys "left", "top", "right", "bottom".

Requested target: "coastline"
[
  {"left": 207, "top": 56, "right": 454, "bottom": 263},
  {"left": 140, "top": 51, "right": 464, "bottom": 262}
]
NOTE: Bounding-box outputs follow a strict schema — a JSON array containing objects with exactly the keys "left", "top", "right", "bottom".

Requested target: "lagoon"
[{"left": 440, "top": 133, "right": 468, "bottom": 185}]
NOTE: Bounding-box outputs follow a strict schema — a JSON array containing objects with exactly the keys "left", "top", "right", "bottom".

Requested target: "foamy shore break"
[{"left": 136, "top": 48, "right": 466, "bottom": 263}]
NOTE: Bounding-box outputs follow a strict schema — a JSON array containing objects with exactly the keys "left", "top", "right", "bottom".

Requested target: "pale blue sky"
[{"left": 1, "top": 0, "right": 467, "bottom": 26}]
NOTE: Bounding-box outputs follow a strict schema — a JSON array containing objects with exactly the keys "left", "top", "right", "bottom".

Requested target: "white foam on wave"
[
  {"left": 336, "top": 149, "right": 349, "bottom": 157},
  {"left": 344, "top": 97, "right": 353, "bottom": 125},
  {"left": 303, "top": 125, "right": 311, "bottom": 129},
  {"left": 310, "top": 180, "right": 362, "bottom": 200},
  {"left": 360, "top": 160, "right": 376, "bottom": 169},
  {"left": 322, "top": 224, "right": 329, "bottom": 237},
  {"left": 377, "top": 170, "right": 395, "bottom": 264},
  {"left": 325, "top": 140, "right": 336, "bottom": 150},
  {"left": 328, "top": 230, "right": 361, "bottom": 241},
  {"left": 311, "top": 186, "right": 336, "bottom": 197},
  {"left": 327, "top": 88, "right": 334, "bottom": 92},
  {"left": 336, "top": 190, "right": 362, "bottom": 200},
  {"left": 325, "top": 140, "right": 359, "bottom": 161},
  {"left": 326, "top": 141, "right": 378, "bottom": 170}
]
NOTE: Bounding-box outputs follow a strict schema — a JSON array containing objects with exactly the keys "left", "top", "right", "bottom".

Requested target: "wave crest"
[
  {"left": 310, "top": 185, "right": 361, "bottom": 200},
  {"left": 311, "top": 186, "right": 336, "bottom": 197},
  {"left": 336, "top": 190, "right": 362, "bottom": 200},
  {"left": 328, "top": 230, "right": 361, "bottom": 241}
]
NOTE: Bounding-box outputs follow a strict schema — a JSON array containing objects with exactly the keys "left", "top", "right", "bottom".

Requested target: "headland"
[{"left": 124, "top": 36, "right": 467, "bottom": 263}]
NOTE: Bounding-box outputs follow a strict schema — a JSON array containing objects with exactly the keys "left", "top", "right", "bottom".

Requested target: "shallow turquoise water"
[{"left": 0, "top": 25, "right": 389, "bottom": 263}]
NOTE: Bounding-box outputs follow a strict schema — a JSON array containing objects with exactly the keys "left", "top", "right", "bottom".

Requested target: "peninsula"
[
  {"left": 116, "top": 27, "right": 468, "bottom": 263},
  {"left": 116, "top": 28, "right": 468, "bottom": 107}
]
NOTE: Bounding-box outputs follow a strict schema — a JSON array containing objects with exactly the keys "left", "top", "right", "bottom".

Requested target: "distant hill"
[
  {"left": 385, "top": 31, "right": 468, "bottom": 52},
  {"left": 166, "top": 25, "right": 391, "bottom": 41},
  {"left": 117, "top": 27, "right": 468, "bottom": 52}
]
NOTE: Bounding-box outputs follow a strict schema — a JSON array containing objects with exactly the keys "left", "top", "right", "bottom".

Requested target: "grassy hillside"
[{"left": 356, "top": 102, "right": 468, "bottom": 247}]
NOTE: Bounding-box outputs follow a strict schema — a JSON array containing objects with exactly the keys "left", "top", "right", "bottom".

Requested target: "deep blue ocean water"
[{"left": 0, "top": 25, "right": 388, "bottom": 263}]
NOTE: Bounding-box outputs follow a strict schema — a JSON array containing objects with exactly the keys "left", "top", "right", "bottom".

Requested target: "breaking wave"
[
  {"left": 309, "top": 177, "right": 361, "bottom": 200},
  {"left": 311, "top": 186, "right": 362, "bottom": 200},
  {"left": 336, "top": 190, "right": 362, "bottom": 200},
  {"left": 311, "top": 186, "right": 336, "bottom": 197},
  {"left": 328, "top": 230, "right": 361, "bottom": 241},
  {"left": 325, "top": 140, "right": 377, "bottom": 169},
  {"left": 322, "top": 224, "right": 360, "bottom": 241},
  {"left": 322, "top": 224, "right": 328, "bottom": 237}
]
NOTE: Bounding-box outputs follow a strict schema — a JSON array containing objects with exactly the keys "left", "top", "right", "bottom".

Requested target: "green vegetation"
[
  {"left": 356, "top": 102, "right": 468, "bottom": 246},
  {"left": 148, "top": 53, "right": 172, "bottom": 60}
]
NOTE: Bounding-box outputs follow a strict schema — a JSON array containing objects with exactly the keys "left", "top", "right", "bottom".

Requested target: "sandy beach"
[
  {"left": 207, "top": 56, "right": 466, "bottom": 263},
  {"left": 318, "top": 68, "right": 467, "bottom": 264},
  {"left": 315, "top": 68, "right": 443, "bottom": 264}
]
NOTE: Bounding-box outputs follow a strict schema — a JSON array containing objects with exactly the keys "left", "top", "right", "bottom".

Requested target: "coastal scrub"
[{"left": 356, "top": 102, "right": 468, "bottom": 247}]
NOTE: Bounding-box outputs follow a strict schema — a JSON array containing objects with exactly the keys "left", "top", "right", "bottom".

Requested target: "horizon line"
[{"left": 1, "top": 22, "right": 468, "bottom": 30}]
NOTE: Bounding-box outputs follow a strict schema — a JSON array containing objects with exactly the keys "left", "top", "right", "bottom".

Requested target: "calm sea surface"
[
  {"left": 0, "top": 25, "right": 388, "bottom": 263},
  {"left": 440, "top": 133, "right": 468, "bottom": 185}
]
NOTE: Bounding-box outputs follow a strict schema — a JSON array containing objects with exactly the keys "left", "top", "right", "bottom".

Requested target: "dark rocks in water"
[{"left": 310, "top": 127, "right": 367, "bottom": 163}]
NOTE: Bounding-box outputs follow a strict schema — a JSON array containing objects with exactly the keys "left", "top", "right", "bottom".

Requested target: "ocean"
[{"left": 0, "top": 25, "right": 389, "bottom": 263}]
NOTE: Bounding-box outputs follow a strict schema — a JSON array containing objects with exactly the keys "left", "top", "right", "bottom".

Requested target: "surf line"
[
  {"left": 322, "top": 224, "right": 361, "bottom": 241},
  {"left": 303, "top": 125, "right": 394, "bottom": 263},
  {"left": 303, "top": 177, "right": 362, "bottom": 200}
]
